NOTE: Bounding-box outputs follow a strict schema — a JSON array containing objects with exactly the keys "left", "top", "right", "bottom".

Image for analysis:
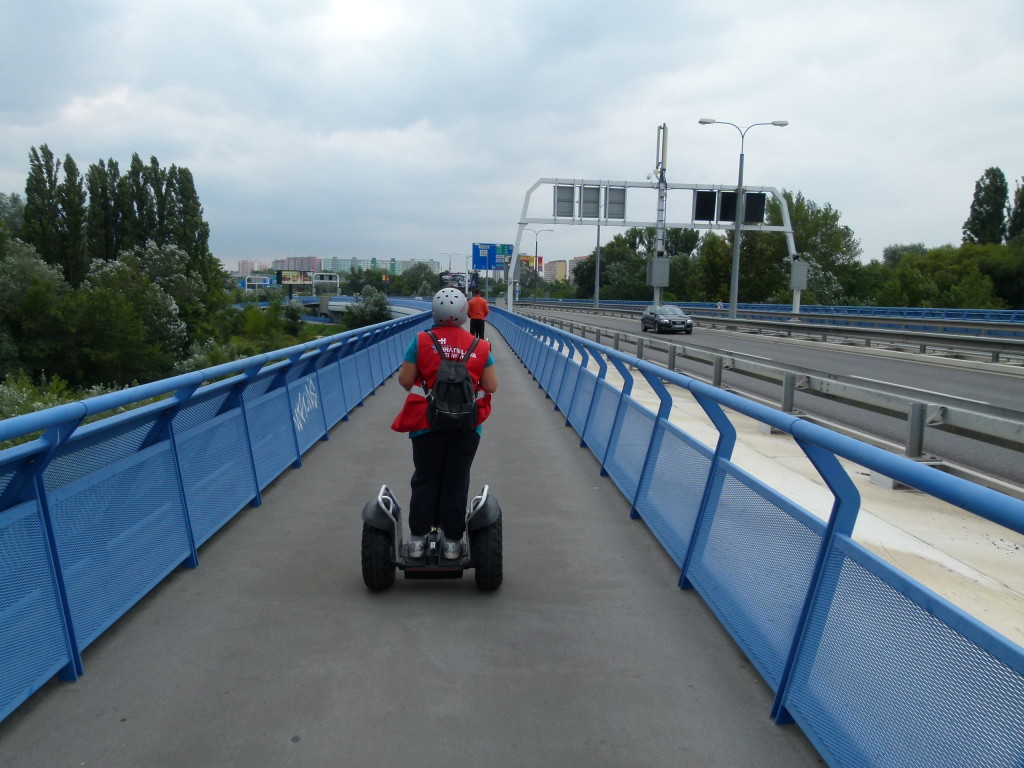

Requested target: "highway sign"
[{"left": 473, "top": 242, "right": 514, "bottom": 269}]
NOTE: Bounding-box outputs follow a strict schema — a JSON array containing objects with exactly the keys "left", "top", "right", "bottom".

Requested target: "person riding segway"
[{"left": 360, "top": 288, "right": 502, "bottom": 591}]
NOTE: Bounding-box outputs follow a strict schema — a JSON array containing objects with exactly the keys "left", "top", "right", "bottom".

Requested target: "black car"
[{"left": 641, "top": 305, "right": 693, "bottom": 334}]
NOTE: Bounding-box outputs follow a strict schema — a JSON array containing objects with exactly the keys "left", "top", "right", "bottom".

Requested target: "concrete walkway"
[{"left": 0, "top": 330, "right": 823, "bottom": 767}]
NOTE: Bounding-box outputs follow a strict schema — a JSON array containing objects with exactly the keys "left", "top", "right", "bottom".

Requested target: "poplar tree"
[
  {"left": 23, "top": 144, "right": 62, "bottom": 267},
  {"left": 962, "top": 167, "right": 1008, "bottom": 245},
  {"left": 57, "top": 154, "right": 88, "bottom": 287},
  {"left": 1007, "top": 177, "right": 1024, "bottom": 243},
  {"left": 86, "top": 158, "right": 122, "bottom": 263}
]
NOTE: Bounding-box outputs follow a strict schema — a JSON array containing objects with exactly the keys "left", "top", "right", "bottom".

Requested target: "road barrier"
[
  {"left": 0, "top": 313, "right": 429, "bottom": 723},
  {"left": 491, "top": 307, "right": 1024, "bottom": 768}
]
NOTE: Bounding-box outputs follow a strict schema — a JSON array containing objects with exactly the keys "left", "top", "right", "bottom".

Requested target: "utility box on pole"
[
  {"left": 647, "top": 257, "right": 670, "bottom": 288},
  {"left": 790, "top": 260, "right": 809, "bottom": 291}
]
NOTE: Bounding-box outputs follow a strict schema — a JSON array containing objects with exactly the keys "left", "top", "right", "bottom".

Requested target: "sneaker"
[
  {"left": 406, "top": 536, "right": 426, "bottom": 558},
  {"left": 442, "top": 537, "right": 463, "bottom": 560}
]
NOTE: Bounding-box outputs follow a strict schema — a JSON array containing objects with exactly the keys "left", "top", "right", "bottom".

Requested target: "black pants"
[
  {"left": 469, "top": 318, "right": 486, "bottom": 339},
  {"left": 409, "top": 429, "right": 481, "bottom": 539}
]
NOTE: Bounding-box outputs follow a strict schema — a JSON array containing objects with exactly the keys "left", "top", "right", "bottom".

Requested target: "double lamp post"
[{"left": 698, "top": 118, "right": 788, "bottom": 320}]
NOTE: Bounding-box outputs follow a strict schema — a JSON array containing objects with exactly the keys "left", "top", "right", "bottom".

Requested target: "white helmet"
[{"left": 432, "top": 288, "right": 468, "bottom": 327}]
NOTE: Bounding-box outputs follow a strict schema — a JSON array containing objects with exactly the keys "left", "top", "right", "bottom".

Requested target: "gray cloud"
[{"left": 1, "top": 0, "right": 1021, "bottom": 271}]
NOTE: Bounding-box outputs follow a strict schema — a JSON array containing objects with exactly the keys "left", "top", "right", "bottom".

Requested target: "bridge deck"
[{"left": 0, "top": 331, "right": 822, "bottom": 766}]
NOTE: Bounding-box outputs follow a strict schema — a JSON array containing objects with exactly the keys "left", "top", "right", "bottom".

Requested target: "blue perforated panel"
[
  {"left": 784, "top": 539, "right": 1024, "bottom": 768},
  {"left": 633, "top": 422, "right": 714, "bottom": 566},
  {"left": 246, "top": 390, "right": 297, "bottom": 489},
  {"left": 581, "top": 381, "right": 620, "bottom": 462},
  {"left": 177, "top": 411, "right": 257, "bottom": 546},
  {"left": 687, "top": 462, "right": 825, "bottom": 688},
  {"left": 289, "top": 375, "right": 325, "bottom": 454},
  {"left": 318, "top": 363, "right": 348, "bottom": 428},
  {"left": 553, "top": 358, "right": 581, "bottom": 415},
  {"left": 49, "top": 443, "right": 192, "bottom": 649},
  {"left": 568, "top": 370, "right": 598, "bottom": 437},
  {"left": 0, "top": 501, "right": 73, "bottom": 722},
  {"left": 602, "top": 399, "right": 656, "bottom": 501}
]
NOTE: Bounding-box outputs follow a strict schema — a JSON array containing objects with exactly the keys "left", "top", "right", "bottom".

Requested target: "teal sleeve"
[{"left": 404, "top": 338, "right": 418, "bottom": 363}]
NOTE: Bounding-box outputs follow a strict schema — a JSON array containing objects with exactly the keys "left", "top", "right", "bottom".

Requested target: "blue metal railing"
[
  {"left": 0, "top": 312, "right": 431, "bottom": 723},
  {"left": 490, "top": 307, "right": 1024, "bottom": 768}
]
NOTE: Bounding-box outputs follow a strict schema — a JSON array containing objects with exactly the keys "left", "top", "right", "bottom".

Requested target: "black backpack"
[{"left": 424, "top": 331, "right": 481, "bottom": 430}]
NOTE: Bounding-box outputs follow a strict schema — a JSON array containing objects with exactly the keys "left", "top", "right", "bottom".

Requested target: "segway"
[{"left": 360, "top": 484, "right": 503, "bottom": 591}]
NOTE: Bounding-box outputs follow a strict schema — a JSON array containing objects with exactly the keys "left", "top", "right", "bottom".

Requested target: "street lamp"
[
  {"left": 698, "top": 118, "right": 788, "bottom": 320},
  {"left": 523, "top": 228, "right": 552, "bottom": 301},
  {"left": 439, "top": 252, "right": 462, "bottom": 284}
]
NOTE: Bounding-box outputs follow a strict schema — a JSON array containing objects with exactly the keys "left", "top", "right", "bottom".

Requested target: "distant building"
[
  {"left": 320, "top": 257, "right": 349, "bottom": 273},
  {"left": 544, "top": 260, "right": 568, "bottom": 282},
  {"left": 237, "top": 259, "right": 269, "bottom": 275},
  {"left": 271, "top": 257, "right": 322, "bottom": 272},
  {"left": 343, "top": 258, "right": 440, "bottom": 275},
  {"left": 568, "top": 255, "right": 589, "bottom": 281}
]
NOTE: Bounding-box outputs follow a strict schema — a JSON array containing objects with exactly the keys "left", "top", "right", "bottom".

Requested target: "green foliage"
[
  {"left": 0, "top": 239, "right": 71, "bottom": 380},
  {"left": 341, "top": 286, "right": 391, "bottom": 330},
  {"left": 962, "top": 167, "right": 1008, "bottom": 245},
  {"left": 872, "top": 243, "right": 1008, "bottom": 309},
  {"left": 21, "top": 146, "right": 226, "bottom": 313},
  {"left": 882, "top": 243, "right": 928, "bottom": 265},
  {"left": 0, "top": 192, "right": 25, "bottom": 239},
  {"left": 571, "top": 227, "right": 697, "bottom": 301},
  {"left": 1008, "top": 177, "right": 1024, "bottom": 243},
  {"left": 391, "top": 261, "right": 438, "bottom": 295}
]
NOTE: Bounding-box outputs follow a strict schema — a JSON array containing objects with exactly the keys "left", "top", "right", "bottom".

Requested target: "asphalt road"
[{"left": 529, "top": 307, "right": 1024, "bottom": 490}]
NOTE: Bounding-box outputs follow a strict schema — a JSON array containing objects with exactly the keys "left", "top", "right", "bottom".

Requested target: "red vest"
[{"left": 391, "top": 327, "right": 492, "bottom": 432}]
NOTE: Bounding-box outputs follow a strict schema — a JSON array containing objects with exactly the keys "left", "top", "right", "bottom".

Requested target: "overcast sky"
[{"left": 2, "top": 0, "right": 1022, "bottom": 273}]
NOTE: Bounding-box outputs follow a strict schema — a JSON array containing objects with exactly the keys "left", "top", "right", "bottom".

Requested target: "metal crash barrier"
[
  {"left": 490, "top": 307, "right": 1024, "bottom": 768},
  {"left": 0, "top": 313, "right": 430, "bottom": 723}
]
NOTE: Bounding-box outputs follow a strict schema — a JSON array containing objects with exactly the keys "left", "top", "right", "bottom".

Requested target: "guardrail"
[
  {"left": 0, "top": 312, "right": 430, "bottom": 723},
  {"left": 528, "top": 313, "right": 1024, "bottom": 492},
  {"left": 489, "top": 307, "right": 1024, "bottom": 768},
  {"left": 521, "top": 298, "right": 1024, "bottom": 330},
  {"left": 518, "top": 301, "right": 1024, "bottom": 362}
]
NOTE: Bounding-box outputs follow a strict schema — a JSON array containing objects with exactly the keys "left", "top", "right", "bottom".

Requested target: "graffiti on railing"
[{"left": 292, "top": 378, "right": 320, "bottom": 435}]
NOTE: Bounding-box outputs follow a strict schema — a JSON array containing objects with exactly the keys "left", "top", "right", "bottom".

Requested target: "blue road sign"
[{"left": 473, "top": 243, "right": 514, "bottom": 270}]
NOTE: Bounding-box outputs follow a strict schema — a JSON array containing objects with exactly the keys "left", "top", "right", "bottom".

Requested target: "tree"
[
  {"left": 0, "top": 239, "right": 71, "bottom": 380},
  {"left": 57, "top": 154, "right": 88, "bottom": 287},
  {"left": 342, "top": 285, "right": 390, "bottom": 329},
  {"left": 570, "top": 227, "right": 697, "bottom": 301},
  {"left": 1007, "top": 177, "right": 1024, "bottom": 243},
  {"left": 881, "top": 243, "right": 927, "bottom": 265},
  {"left": 874, "top": 264, "right": 940, "bottom": 308},
  {"left": 119, "top": 153, "right": 155, "bottom": 251},
  {"left": 0, "top": 192, "right": 25, "bottom": 239},
  {"left": 118, "top": 241, "right": 209, "bottom": 342},
  {"left": 85, "top": 159, "right": 121, "bottom": 263},
  {"left": 78, "top": 253, "right": 190, "bottom": 382},
  {"left": 392, "top": 261, "right": 437, "bottom": 296},
  {"left": 690, "top": 233, "right": 732, "bottom": 302},
  {"left": 962, "top": 167, "right": 1008, "bottom": 245},
  {"left": 22, "top": 145, "right": 63, "bottom": 270}
]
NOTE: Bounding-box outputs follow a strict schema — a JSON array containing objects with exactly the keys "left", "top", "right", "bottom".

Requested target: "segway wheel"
[
  {"left": 470, "top": 515, "right": 503, "bottom": 591},
  {"left": 361, "top": 523, "right": 395, "bottom": 591}
]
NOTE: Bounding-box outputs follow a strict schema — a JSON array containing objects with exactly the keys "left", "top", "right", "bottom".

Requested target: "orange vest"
[
  {"left": 467, "top": 295, "right": 489, "bottom": 320},
  {"left": 391, "top": 327, "right": 492, "bottom": 433}
]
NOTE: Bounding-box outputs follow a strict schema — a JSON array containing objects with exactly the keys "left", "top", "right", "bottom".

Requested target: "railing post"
[
  {"left": 667, "top": 345, "right": 677, "bottom": 371},
  {"left": 906, "top": 401, "right": 926, "bottom": 458},
  {"left": 781, "top": 372, "right": 796, "bottom": 413},
  {"left": 713, "top": 355, "right": 724, "bottom": 387}
]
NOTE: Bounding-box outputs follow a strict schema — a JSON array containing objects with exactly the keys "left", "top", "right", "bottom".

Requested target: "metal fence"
[
  {"left": 0, "top": 313, "right": 429, "bottom": 723},
  {"left": 490, "top": 307, "right": 1024, "bottom": 768}
]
